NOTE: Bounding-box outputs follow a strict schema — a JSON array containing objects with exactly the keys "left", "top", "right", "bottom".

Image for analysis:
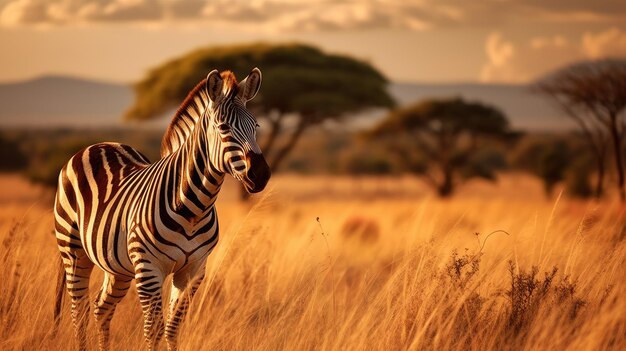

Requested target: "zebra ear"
[
  {"left": 205, "top": 70, "right": 223, "bottom": 102},
  {"left": 238, "top": 67, "right": 262, "bottom": 102}
]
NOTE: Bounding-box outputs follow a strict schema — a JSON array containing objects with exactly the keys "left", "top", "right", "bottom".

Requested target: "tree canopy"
[
  {"left": 534, "top": 59, "right": 626, "bottom": 200},
  {"left": 373, "top": 98, "right": 510, "bottom": 138},
  {"left": 125, "top": 43, "right": 395, "bottom": 174},
  {"left": 370, "top": 97, "right": 514, "bottom": 197}
]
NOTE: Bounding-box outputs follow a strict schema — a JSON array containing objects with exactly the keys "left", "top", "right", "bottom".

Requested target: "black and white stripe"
[{"left": 54, "top": 69, "right": 269, "bottom": 351}]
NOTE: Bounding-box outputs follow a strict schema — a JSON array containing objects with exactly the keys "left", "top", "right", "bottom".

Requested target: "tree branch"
[
  {"left": 268, "top": 116, "right": 309, "bottom": 173},
  {"left": 261, "top": 110, "right": 284, "bottom": 156}
]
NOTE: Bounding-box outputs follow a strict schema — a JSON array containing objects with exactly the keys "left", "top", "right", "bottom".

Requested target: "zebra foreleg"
[
  {"left": 61, "top": 252, "right": 94, "bottom": 351},
  {"left": 165, "top": 261, "right": 206, "bottom": 351},
  {"left": 93, "top": 273, "right": 132, "bottom": 351},
  {"left": 135, "top": 266, "right": 166, "bottom": 351}
]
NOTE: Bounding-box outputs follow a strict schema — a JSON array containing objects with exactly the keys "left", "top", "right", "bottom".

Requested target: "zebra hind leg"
[
  {"left": 93, "top": 273, "right": 132, "bottom": 351},
  {"left": 60, "top": 250, "right": 94, "bottom": 351}
]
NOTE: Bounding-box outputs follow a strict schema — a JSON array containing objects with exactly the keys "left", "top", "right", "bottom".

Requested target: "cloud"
[
  {"left": 0, "top": 0, "right": 48, "bottom": 25},
  {"left": 582, "top": 27, "right": 626, "bottom": 58},
  {"left": 518, "top": 0, "right": 626, "bottom": 19},
  {"left": 0, "top": 0, "right": 464, "bottom": 30},
  {"left": 1, "top": 0, "right": 624, "bottom": 29},
  {"left": 480, "top": 32, "right": 521, "bottom": 83},
  {"left": 530, "top": 35, "right": 568, "bottom": 50},
  {"left": 485, "top": 33, "right": 514, "bottom": 67},
  {"left": 480, "top": 28, "right": 626, "bottom": 83},
  {"left": 464, "top": 0, "right": 626, "bottom": 24},
  {"left": 0, "top": 0, "right": 162, "bottom": 24}
]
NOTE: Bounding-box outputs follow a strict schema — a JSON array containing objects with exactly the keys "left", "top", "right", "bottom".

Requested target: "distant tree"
[
  {"left": 0, "top": 134, "right": 27, "bottom": 172},
  {"left": 460, "top": 149, "right": 508, "bottom": 181},
  {"left": 125, "top": 43, "right": 395, "bottom": 174},
  {"left": 534, "top": 59, "right": 626, "bottom": 200},
  {"left": 340, "top": 141, "right": 395, "bottom": 175},
  {"left": 537, "top": 142, "right": 571, "bottom": 197},
  {"left": 369, "top": 98, "right": 515, "bottom": 197},
  {"left": 512, "top": 135, "right": 600, "bottom": 199},
  {"left": 565, "top": 157, "right": 594, "bottom": 198},
  {"left": 26, "top": 140, "right": 92, "bottom": 187}
]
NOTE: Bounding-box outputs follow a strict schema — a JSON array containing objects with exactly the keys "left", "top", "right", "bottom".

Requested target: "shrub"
[
  {"left": 339, "top": 143, "right": 395, "bottom": 175},
  {"left": 505, "top": 261, "right": 585, "bottom": 334},
  {"left": 444, "top": 249, "right": 482, "bottom": 290},
  {"left": 511, "top": 139, "right": 571, "bottom": 196},
  {"left": 0, "top": 134, "right": 27, "bottom": 172},
  {"left": 565, "top": 158, "right": 594, "bottom": 198},
  {"left": 26, "top": 140, "right": 92, "bottom": 187},
  {"left": 461, "top": 148, "right": 508, "bottom": 181}
]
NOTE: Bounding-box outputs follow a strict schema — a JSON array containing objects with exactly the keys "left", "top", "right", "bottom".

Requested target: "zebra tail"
[{"left": 53, "top": 254, "right": 65, "bottom": 334}]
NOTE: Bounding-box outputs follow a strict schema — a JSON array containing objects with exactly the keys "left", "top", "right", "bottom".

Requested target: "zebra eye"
[{"left": 217, "top": 123, "right": 231, "bottom": 133}]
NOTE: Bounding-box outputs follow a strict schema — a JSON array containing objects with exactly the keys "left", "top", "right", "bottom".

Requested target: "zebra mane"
[{"left": 160, "top": 71, "right": 240, "bottom": 158}]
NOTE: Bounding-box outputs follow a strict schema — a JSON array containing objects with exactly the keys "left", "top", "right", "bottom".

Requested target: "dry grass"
[{"left": 0, "top": 174, "right": 625, "bottom": 350}]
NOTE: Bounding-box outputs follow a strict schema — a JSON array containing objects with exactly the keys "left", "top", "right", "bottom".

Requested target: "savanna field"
[{"left": 1, "top": 173, "right": 625, "bottom": 350}]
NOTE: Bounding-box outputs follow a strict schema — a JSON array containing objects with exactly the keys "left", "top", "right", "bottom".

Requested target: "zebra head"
[{"left": 204, "top": 68, "right": 271, "bottom": 193}]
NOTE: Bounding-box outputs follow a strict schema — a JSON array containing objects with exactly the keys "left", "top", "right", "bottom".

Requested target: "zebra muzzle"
[{"left": 245, "top": 152, "right": 271, "bottom": 193}]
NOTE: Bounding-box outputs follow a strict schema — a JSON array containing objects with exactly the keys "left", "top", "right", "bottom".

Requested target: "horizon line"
[{"left": 0, "top": 74, "right": 534, "bottom": 87}]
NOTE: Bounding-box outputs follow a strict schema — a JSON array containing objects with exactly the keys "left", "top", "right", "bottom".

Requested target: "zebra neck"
[
  {"left": 161, "top": 86, "right": 210, "bottom": 158},
  {"left": 170, "top": 117, "right": 224, "bottom": 220}
]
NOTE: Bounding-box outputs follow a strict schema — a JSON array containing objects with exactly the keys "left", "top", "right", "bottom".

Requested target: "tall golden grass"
[{"left": 0, "top": 174, "right": 625, "bottom": 350}]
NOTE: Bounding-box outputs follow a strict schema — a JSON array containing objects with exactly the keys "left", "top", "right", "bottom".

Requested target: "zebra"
[{"left": 53, "top": 68, "right": 271, "bottom": 351}]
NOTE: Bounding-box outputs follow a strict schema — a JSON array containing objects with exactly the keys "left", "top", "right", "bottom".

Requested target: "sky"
[{"left": 0, "top": 0, "right": 625, "bottom": 84}]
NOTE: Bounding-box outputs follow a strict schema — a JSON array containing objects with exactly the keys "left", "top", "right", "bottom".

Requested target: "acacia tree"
[
  {"left": 511, "top": 139, "right": 572, "bottom": 197},
  {"left": 370, "top": 98, "right": 514, "bottom": 197},
  {"left": 125, "top": 43, "right": 394, "bottom": 173},
  {"left": 534, "top": 59, "right": 626, "bottom": 200}
]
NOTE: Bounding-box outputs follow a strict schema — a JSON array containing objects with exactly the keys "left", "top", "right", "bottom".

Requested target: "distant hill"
[
  {"left": 0, "top": 76, "right": 134, "bottom": 127},
  {"left": 388, "top": 82, "right": 573, "bottom": 131},
  {"left": 0, "top": 76, "right": 573, "bottom": 131}
]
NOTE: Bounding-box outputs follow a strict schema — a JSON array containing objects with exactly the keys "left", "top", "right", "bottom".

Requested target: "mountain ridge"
[{"left": 0, "top": 76, "right": 572, "bottom": 131}]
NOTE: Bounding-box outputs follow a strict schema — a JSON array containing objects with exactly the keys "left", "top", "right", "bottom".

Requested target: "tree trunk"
[
  {"left": 437, "top": 166, "right": 455, "bottom": 198},
  {"left": 269, "top": 119, "right": 308, "bottom": 173},
  {"left": 609, "top": 114, "right": 626, "bottom": 202},
  {"left": 261, "top": 112, "right": 284, "bottom": 156},
  {"left": 594, "top": 152, "right": 605, "bottom": 199}
]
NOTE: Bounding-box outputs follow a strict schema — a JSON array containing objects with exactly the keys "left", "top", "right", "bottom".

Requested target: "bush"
[
  {"left": 345, "top": 155, "right": 393, "bottom": 175},
  {"left": 505, "top": 261, "right": 585, "bottom": 334},
  {"left": 511, "top": 138, "right": 571, "bottom": 196},
  {"left": 445, "top": 249, "right": 482, "bottom": 289},
  {"left": 538, "top": 142, "right": 570, "bottom": 195},
  {"left": 565, "top": 158, "right": 593, "bottom": 198},
  {"left": 26, "top": 140, "right": 92, "bottom": 187},
  {"left": 0, "top": 134, "right": 27, "bottom": 172},
  {"left": 340, "top": 143, "right": 395, "bottom": 175},
  {"left": 461, "top": 148, "right": 508, "bottom": 181}
]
